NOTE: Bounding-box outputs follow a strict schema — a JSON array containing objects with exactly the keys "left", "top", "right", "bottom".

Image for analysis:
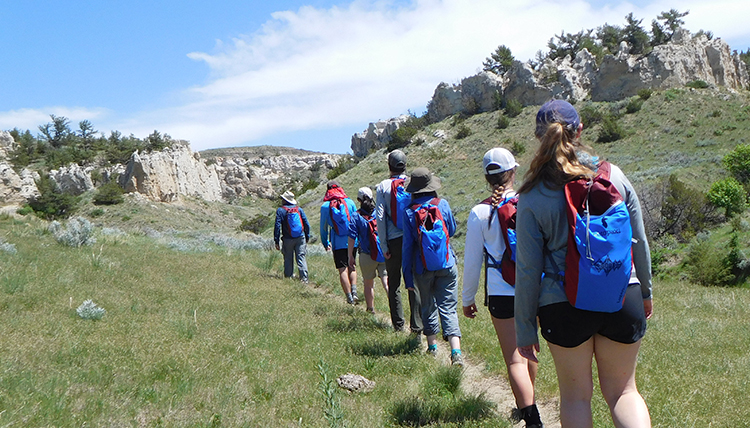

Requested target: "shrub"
[
  {"left": 578, "top": 104, "right": 604, "bottom": 126},
  {"left": 510, "top": 141, "right": 526, "bottom": 156},
  {"left": 387, "top": 127, "right": 417, "bottom": 151},
  {"left": 497, "top": 114, "right": 510, "bottom": 129},
  {"left": 723, "top": 144, "right": 750, "bottom": 183},
  {"left": 625, "top": 97, "right": 644, "bottom": 114},
  {"left": 327, "top": 155, "right": 358, "bottom": 180},
  {"left": 597, "top": 114, "right": 627, "bottom": 143},
  {"left": 29, "top": 175, "right": 80, "bottom": 220},
  {"left": 504, "top": 98, "right": 523, "bottom": 118},
  {"left": 686, "top": 80, "right": 709, "bottom": 89},
  {"left": 455, "top": 125, "right": 472, "bottom": 139},
  {"left": 90, "top": 208, "right": 105, "bottom": 217},
  {"left": 684, "top": 232, "right": 748, "bottom": 287},
  {"left": 637, "top": 88, "right": 653, "bottom": 100},
  {"left": 240, "top": 214, "right": 272, "bottom": 234},
  {"left": 16, "top": 205, "right": 34, "bottom": 216},
  {"left": 707, "top": 177, "right": 747, "bottom": 218},
  {"left": 93, "top": 181, "right": 125, "bottom": 205},
  {"left": 49, "top": 216, "right": 96, "bottom": 247},
  {"left": 76, "top": 300, "right": 106, "bottom": 320}
]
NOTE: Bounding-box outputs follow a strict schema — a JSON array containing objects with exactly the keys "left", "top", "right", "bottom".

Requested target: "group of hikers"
[{"left": 273, "top": 100, "right": 654, "bottom": 428}]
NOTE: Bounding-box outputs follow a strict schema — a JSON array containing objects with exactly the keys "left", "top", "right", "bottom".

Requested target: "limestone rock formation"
[
  {"left": 423, "top": 29, "right": 748, "bottom": 120},
  {"left": 351, "top": 115, "right": 410, "bottom": 157},
  {"left": 120, "top": 141, "right": 224, "bottom": 202},
  {"left": 49, "top": 164, "right": 95, "bottom": 196},
  {"left": 0, "top": 163, "right": 40, "bottom": 204},
  {"left": 0, "top": 131, "right": 14, "bottom": 160}
]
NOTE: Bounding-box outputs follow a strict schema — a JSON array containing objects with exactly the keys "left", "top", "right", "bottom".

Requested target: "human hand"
[
  {"left": 644, "top": 299, "right": 653, "bottom": 320},
  {"left": 274, "top": 243, "right": 280, "bottom": 251},
  {"left": 518, "top": 344, "right": 540, "bottom": 363},
  {"left": 324, "top": 245, "right": 331, "bottom": 252},
  {"left": 348, "top": 256, "right": 356, "bottom": 270},
  {"left": 462, "top": 304, "right": 478, "bottom": 318},
  {"left": 384, "top": 252, "right": 391, "bottom": 260}
]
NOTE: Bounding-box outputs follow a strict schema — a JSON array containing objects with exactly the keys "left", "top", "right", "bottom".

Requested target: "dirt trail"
[{"left": 433, "top": 339, "right": 561, "bottom": 428}]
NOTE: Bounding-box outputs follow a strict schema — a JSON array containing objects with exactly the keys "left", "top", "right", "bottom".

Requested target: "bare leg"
[
  {"left": 348, "top": 266, "right": 357, "bottom": 294},
  {"left": 338, "top": 266, "right": 351, "bottom": 295},
  {"left": 548, "top": 339, "right": 595, "bottom": 428},
  {"left": 492, "top": 316, "right": 537, "bottom": 408},
  {"left": 363, "top": 277, "right": 375, "bottom": 310},
  {"left": 594, "top": 335, "right": 651, "bottom": 428},
  {"left": 380, "top": 275, "right": 389, "bottom": 294}
]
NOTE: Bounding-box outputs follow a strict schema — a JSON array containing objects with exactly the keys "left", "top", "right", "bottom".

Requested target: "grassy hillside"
[{"left": 3, "top": 86, "right": 750, "bottom": 426}]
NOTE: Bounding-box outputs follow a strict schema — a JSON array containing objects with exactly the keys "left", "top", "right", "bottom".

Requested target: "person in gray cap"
[
  {"left": 375, "top": 150, "right": 422, "bottom": 334},
  {"left": 274, "top": 190, "right": 310, "bottom": 282}
]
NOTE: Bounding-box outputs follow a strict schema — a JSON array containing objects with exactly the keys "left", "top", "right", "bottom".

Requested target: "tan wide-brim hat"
[
  {"left": 405, "top": 167, "right": 441, "bottom": 193},
  {"left": 281, "top": 191, "right": 297, "bottom": 205}
]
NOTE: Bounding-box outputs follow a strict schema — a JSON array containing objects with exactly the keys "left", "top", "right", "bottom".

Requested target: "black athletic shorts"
[
  {"left": 488, "top": 295, "right": 514, "bottom": 319},
  {"left": 538, "top": 283, "right": 647, "bottom": 347},
  {"left": 332, "top": 248, "right": 352, "bottom": 269}
]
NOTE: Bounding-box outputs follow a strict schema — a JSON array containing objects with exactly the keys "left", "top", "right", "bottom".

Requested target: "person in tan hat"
[
  {"left": 274, "top": 190, "right": 310, "bottom": 282},
  {"left": 401, "top": 167, "right": 463, "bottom": 366}
]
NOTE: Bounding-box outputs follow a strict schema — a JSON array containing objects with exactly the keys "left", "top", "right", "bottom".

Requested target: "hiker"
[
  {"left": 348, "top": 187, "right": 389, "bottom": 314},
  {"left": 401, "top": 167, "right": 463, "bottom": 366},
  {"left": 462, "top": 148, "right": 543, "bottom": 428},
  {"left": 274, "top": 190, "right": 310, "bottom": 283},
  {"left": 320, "top": 181, "right": 359, "bottom": 305},
  {"left": 376, "top": 150, "right": 423, "bottom": 334},
  {"left": 515, "top": 100, "right": 653, "bottom": 427}
]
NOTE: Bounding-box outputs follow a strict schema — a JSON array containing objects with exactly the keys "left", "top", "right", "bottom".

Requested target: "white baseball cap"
[
  {"left": 357, "top": 187, "right": 373, "bottom": 201},
  {"left": 482, "top": 148, "right": 519, "bottom": 175}
]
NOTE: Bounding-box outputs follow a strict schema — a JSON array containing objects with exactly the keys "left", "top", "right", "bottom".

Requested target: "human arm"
[
  {"left": 320, "top": 204, "right": 330, "bottom": 250},
  {"left": 401, "top": 211, "right": 415, "bottom": 290},
  {"left": 348, "top": 213, "right": 360, "bottom": 270},
  {"left": 514, "top": 197, "right": 546, "bottom": 350},
  {"left": 462, "top": 208, "right": 484, "bottom": 314},
  {"left": 299, "top": 207, "right": 310, "bottom": 242},
  {"left": 375, "top": 181, "right": 391, "bottom": 255},
  {"left": 274, "top": 208, "right": 283, "bottom": 248}
]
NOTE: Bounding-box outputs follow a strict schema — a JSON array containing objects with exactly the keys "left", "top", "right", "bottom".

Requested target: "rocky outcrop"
[
  {"left": 0, "top": 131, "right": 14, "bottom": 160},
  {"left": 351, "top": 115, "right": 410, "bottom": 157},
  {"left": 49, "top": 164, "right": 95, "bottom": 196},
  {"left": 120, "top": 142, "right": 223, "bottom": 202},
  {"left": 423, "top": 29, "right": 748, "bottom": 118},
  {"left": 427, "top": 72, "right": 503, "bottom": 123},
  {"left": 0, "top": 163, "right": 40, "bottom": 204}
]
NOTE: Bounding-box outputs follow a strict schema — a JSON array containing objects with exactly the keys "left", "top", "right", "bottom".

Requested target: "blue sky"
[{"left": 2, "top": 0, "right": 749, "bottom": 154}]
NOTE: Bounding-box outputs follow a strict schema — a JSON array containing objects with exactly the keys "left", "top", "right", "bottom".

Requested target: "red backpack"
[
  {"left": 328, "top": 198, "right": 351, "bottom": 236},
  {"left": 481, "top": 196, "right": 518, "bottom": 286},
  {"left": 360, "top": 211, "right": 384, "bottom": 261},
  {"left": 390, "top": 178, "right": 410, "bottom": 230}
]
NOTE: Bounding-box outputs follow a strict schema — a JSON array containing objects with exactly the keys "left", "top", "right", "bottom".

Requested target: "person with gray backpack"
[{"left": 274, "top": 190, "right": 310, "bottom": 283}]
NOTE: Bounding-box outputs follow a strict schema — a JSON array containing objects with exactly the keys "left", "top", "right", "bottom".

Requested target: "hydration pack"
[
  {"left": 558, "top": 161, "right": 633, "bottom": 313},
  {"left": 328, "top": 198, "right": 351, "bottom": 236},
  {"left": 283, "top": 206, "right": 305, "bottom": 239},
  {"left": 412, "top": 198, "right": 451, "bottom": 271},
  {"left": 390, "top": 178, "right": 411, "bottom": 230},
  {"left": 482, "top": 196, "right": 518, "bottom": 286},
  {"left": 361, "top": 211, "right": 385, "bottom": 262}
]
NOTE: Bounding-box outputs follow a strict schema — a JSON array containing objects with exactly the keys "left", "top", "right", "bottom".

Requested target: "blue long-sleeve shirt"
[
  {"left": 274, "top": 203, "right": 310, "bottom": 244},
  {"left": 320, "top": 198, "right": 357, "bottom": 250},
  {"left": 402, "top": 196, "right": 457, "bottom": 289}
]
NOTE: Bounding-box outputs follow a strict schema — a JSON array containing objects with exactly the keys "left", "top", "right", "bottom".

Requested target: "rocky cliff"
[
  {"left": 412, "top": 29, "right": 749, "bottom": 127},
  {"left": 0, "top": 131, "right": 40, "bottom": 205},
  {"left": 350, "top": 115, "right": 410, "bottom": 157}
]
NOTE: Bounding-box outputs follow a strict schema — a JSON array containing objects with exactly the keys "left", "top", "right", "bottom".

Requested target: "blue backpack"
[
  {"left": 283, "top": 206, "right": 305, "bottom": 238},
  {"left": 390, "top": 178, "right": 411, "bottom": 230},
  {"left": 558, "top": 162, "right": 633, "bottom": 313},
  {"left": 361, "top": 211, "right": 385, "bottom": 262},
  {"left": 328, "top": 198, "right": 351, "bottom": 236},
  {"left": 412, "top": 198, "right": 451, "bottom": 271}
]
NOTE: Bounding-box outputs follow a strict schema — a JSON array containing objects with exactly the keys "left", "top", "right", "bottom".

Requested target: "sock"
[
  {"left": 451, "top": 349, "right": 461, "bottom": 355},
  {"left": 351, "top": 284, "right": 358, "bottom": 294},
  {"left": 520, "top": 404, "right": 542, "bottom": 426},
  {"left": 428, "top": 344, "right": 438, "bottom": 351}
]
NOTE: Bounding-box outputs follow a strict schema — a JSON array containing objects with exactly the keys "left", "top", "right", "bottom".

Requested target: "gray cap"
[
  {"left": 405, "top": 167, "right": 441, "bottom": 193},
  {"left": 388, "top": 150, "right": 406, "bottom": 170}
]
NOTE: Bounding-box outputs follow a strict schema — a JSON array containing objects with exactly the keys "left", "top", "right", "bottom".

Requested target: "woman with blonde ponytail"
[
  {"left": 515, "top": 100, "right": 653, "bottom": 428},
  {"left": 462, "top": 148, "right": 543, "bottom": 428}
]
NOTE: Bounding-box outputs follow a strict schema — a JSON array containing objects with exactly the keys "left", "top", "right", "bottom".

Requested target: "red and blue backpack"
[
  {"left": 328, "top": 198, "right": 351, "bottom": 236},
  {"left": 481, "top": 195, "right": 518, "bottom": 287},
  {"left": 283, "top": 206, "right": 305, "bottom": 238},
  {"left": 411, "top": 198, "right": 451, "bottom": 271},
  {"left": 360, "top": 211, "right": 384, "bottom": 262},
  {"left": 557, "top": 161, "right": 633, "bottom": 312},
  {"left": 390, "top": 178, "right": 411, "bottom": 230}
]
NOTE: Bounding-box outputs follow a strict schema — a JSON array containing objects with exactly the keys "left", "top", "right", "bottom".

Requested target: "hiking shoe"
[
  {"left": 366, "top": 307, "right": 375, "bottom": 314},
  {"left": 346, "top": 296, "right": 355, "bottom": 305},
  {"left": 450, "top": 352, "right": 464, "bottom": 367},
  {"left": 426, "top": 347, "right": 438, "bottom": 357},
  {"left": 351, "top": 292, "right": 360, "bottom": 303}
]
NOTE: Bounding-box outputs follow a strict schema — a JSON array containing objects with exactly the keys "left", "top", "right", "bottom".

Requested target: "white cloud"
[
  {"left": 0, "top": 108, "right": 109, "bottom": 135},
  {"left": 23, "top": 0, "right": 750, "bottom": 153}
]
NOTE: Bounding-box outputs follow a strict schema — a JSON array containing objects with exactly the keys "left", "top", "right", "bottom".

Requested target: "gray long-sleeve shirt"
[{"left": 514, "top": 163, "right": 652, "bottom": 348}]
